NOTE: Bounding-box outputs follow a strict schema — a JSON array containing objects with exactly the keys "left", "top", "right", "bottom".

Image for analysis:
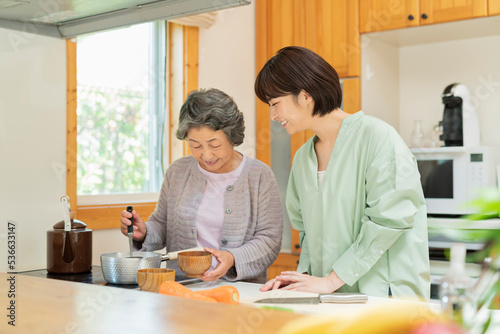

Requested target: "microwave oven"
[{"left": 410, "top": 146, "right": 500, "bottom": 216}]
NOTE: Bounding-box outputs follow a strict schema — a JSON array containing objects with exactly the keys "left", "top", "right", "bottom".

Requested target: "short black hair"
[{"left": 255, "top": 46, "right": 342, "bottom": 117}]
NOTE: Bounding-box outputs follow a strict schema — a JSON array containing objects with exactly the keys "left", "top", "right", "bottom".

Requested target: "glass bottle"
[
  {"left": 468, "top": 255, "right": 500, "bottom": 313},
  {"left": 430, "top": 122, "right": 443, "bottom": 147},
  {"left": 410, "top": 120, "right": 425, "bottom": 148},
  {"left": 440, "top": 243, "right": 473, "bottom": 326}
]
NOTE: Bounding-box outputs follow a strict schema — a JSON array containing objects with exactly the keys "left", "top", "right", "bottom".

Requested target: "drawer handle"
[
  {"left": 294, "top": 244, "right": 301, "bottom": 249},
  {"left": 421, "top": 13, "right": 428, "bottom": 19},
  {"left": 408, "top": 14, "right": 414, "bottom": 20}
]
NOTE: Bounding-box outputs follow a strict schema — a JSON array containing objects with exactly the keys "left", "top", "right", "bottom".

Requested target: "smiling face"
[
  {"left": 187, "top": 126, "right": 240, "bottom": 173},
  {"left": 268, "top": 91, "right": 314, "bottom": 135}
]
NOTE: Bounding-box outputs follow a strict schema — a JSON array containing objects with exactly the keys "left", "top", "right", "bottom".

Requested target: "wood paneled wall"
[{"left": 255, "top": 0, "right": 361, "bottom": 166}]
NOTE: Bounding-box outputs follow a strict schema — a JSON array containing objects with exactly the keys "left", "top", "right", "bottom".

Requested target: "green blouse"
[{"left": 287, "top": 111, "right": 430, "bottom": 300}]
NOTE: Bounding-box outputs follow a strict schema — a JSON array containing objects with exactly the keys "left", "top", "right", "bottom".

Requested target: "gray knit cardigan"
[{"left": 136, "top": 155, "right": 283, "bottom": 283}]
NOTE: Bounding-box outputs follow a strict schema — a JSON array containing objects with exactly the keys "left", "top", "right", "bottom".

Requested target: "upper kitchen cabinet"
[
  {"left": 420, "top": 0, "right": 487, "bottom": 25},
  {"left": 256, "top": 0, "right": 360, "bottom": 165},
  {"left": 256, "top": 0, "right": 360, "bottom": 82},
  {"left": 360, "top": 0, "right": 419, "bottom": 32},
  {"left": 360, "top": 0, "right": 488, "bottom": 33}
]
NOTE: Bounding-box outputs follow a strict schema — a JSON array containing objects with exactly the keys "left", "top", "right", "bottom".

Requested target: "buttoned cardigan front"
[{"left": 137, "top": 155, "right": 283, "bottom": 283}]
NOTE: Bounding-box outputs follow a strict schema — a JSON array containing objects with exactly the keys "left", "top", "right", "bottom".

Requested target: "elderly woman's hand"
[
  {"left": 201, "top": 248, "right": 235, "bottom": 281},
  {"left": 120, "top": 209, "right": 147, "bottom": 242}
]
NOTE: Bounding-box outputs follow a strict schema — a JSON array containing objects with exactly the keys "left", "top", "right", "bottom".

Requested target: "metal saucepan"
[{"left": 100, "top": 247, "right": 204, "bottom": 284}]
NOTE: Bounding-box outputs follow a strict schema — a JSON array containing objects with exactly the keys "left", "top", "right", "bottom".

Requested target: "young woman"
[{"left": 255, "top": 46, "right": 430, "bottom": 300}]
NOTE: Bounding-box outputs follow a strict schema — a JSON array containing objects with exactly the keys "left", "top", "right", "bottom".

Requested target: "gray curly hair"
[{"left": 176, "top": 88, "right": 245, "bottom": 146}]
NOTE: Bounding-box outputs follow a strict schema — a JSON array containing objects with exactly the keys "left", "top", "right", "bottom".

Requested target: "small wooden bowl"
[
  {"left": 137, "top": 268, "right": 175, "bottom": 292},
  {"left": 177, "top": 251, "right": 212, "bottom": 278}
]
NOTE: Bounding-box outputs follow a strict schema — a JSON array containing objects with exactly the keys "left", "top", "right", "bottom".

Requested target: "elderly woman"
[{"left": 120, "top": 88, "right": 283, "bottom": 283}]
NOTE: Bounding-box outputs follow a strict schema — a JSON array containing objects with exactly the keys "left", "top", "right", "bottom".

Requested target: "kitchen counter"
[
  {"left": 189, "top": 280, "right": 500, "bottom": 333},
  {"left": 3, "top": 271, "right": 500, "bottom": 333},
  {"left": 0, "top": 272, "right": 301, "bottom": 333}
]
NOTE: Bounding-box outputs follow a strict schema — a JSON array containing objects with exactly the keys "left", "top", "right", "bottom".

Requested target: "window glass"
[{"left": 76, "top": 23, "right": 165, "bottom": 197}]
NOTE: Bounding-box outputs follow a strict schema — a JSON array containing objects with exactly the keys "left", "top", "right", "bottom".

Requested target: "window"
[
  {"left": 66, "top": 22, "right": 200, "bottom": 230},
  {"left": 76, "top": 22, "right": 165, "bottom": 204}
]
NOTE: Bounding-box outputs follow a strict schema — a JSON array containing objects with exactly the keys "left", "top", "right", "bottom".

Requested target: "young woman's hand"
[
  {"left": 259, "top": 276, "right": 291, "bottom": 291},
  {"left": 260, "top": 271, "right": 345, "bottom": 293}
]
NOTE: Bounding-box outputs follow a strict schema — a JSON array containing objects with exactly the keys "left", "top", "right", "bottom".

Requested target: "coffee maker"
[{"left": 439, "top": 83, "right": 480, "bottom": 147}]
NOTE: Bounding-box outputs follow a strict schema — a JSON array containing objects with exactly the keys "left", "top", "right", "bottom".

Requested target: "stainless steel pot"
[{"left": 100, "top": 247, "right": 204, "bottom": 284}]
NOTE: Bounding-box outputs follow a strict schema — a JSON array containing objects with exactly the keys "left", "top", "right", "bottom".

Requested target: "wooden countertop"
[
  {"left": 0, "top": 272, "right": 302, "bottom": 333},
  {"left": 5, "top": 271, "right": 499, "bottom": 333}
]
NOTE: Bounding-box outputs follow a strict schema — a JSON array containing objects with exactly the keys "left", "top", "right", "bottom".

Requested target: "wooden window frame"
[{"left": 66, "top": 23, "right": 199, "bottom": 230}]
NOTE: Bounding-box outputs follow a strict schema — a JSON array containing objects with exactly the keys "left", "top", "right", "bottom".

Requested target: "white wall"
[
  {"left": 0, "top": 5, "right": 256, "bottom": 271},
  {"left": 360, "top": 35, "right": 400, "bottom": 128},
  {"left": 198, "top": 3, "right": 256, "bottom": 158},
  {"left": 399, "top": 35, "right": 500, "bottom": 147},
  {"left": 362, "top": 20, "right": 500, "bottom": 148},
  {"left": 0, "top": 30, "right": 67, "bottom": 271},
  {"left": 0, "top": 29, "right": 136, "bottom": 270}
]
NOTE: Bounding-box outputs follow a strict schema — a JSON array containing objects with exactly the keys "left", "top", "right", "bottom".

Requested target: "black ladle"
[{"left": 126, "top": 206, "right": 140, "bottom": 258}]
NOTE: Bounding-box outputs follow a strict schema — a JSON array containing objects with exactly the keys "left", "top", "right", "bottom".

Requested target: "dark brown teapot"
[{"left": 47, "top": 216, "right": 92, "bottom": 274}]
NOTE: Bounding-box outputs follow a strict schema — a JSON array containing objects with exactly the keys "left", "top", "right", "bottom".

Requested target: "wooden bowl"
[
  {"left": 177, "top": 251, "right": 212, "bottom": 278},
  {"left": 137, "top": 268, "right": 175, "bottom": 292}
]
